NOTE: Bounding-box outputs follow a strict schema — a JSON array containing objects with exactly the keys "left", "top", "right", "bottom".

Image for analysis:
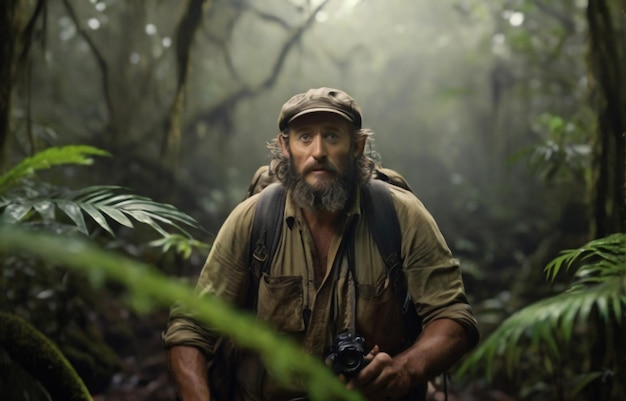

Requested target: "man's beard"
[{"left": 284, "top": 153, "right": 359, "bottom": 212}]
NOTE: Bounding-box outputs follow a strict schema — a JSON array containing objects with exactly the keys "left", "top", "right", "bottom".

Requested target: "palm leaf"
[
  {"left": 149, "top": 234, "right": 211, "bottom": 259},
  {"left": 458, "top": 233, "right": 626, "bottom": 381},
  {"left": 544, "top": 233, "right": 625, "bottom": 282},
  {"left": 1, "top": 185, "right": 204, "bottom": 241},
  {"left": 0, "top": 145, "right": 110, "bottom": 193},
  {"left": 457, "top": 278, "right": 625, "bottom": 379}
]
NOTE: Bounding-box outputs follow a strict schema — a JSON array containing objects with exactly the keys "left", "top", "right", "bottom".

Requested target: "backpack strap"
[
  {"left": 247, "top": 182, "right": 286, "bottom": 310},
  {"left": 361, "top": 179, "right": 411, "bottom": 314},
  {"left": 362, "top": 180, "right": 426, "bottom": 401}
]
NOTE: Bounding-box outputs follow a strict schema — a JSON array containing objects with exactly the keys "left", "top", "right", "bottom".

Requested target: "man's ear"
[
  {"left": 278, "top": 133, "right": 289, "bottom": 158},
  {"left": 353, "top": 133, "right": 366, "bottom": 157}
]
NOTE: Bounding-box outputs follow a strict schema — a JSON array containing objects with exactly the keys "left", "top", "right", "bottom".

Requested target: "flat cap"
[{"left": 278, "top": 87, "right": 362, "bottom": 131}]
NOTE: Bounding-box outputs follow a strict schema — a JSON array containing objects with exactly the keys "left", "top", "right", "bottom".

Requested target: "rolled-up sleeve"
[
  {"left": 162, "top": 196, "right": 258, "bottom": 356},
  {"left": 392, "top": 188, "right": 479, "bottom": 347}
]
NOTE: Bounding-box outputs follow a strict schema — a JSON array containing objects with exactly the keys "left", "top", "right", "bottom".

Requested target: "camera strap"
[
  {"left": 331, "top": 217, "right": 359, "bottom": 338},
  {"left": 346, "top": 225, "right": 358, "bottom": 337}
]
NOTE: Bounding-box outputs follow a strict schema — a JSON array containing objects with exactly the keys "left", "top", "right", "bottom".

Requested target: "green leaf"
[
  {"left": 99, "top": 206, "right": 134, "bottom": 228},
  {"left": 57, "top": 202, "right": 88, "bottom": 235},
  {"left": 33, "top": 201, "right": 56, "bottom": 221},
  {"left": 80, "top": 203, "right": 114, "bottom": 236},
  {"left": 571, "top": 371, "right": 605, "bottom": 396},
  {"left": 2, "top": 204, "right": 33, "bottom": 223},
  {"left": 0, "top": 145, "right": 110, "bottom": 193}
]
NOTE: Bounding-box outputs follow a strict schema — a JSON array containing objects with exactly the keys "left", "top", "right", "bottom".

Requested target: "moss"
[
  {"left": 0, "top": 312, "right": 92, "bottom": 401},
  {"left": 59, "top": 324, "right": 122, "bottom": 393}
]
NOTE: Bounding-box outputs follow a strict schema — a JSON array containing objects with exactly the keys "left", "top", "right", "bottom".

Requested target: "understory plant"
[
  {"left": 457, "top": 233, "right": 625, "bottom": 400},
  {"left": 0, "top": 145, "right": 208, "bottom": 399},
  {"left": 0, "top": 227, "right": 365, "bottom": 401}
]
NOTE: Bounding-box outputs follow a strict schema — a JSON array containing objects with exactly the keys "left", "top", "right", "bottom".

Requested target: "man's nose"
[{"left": 311, "top": 134, "right": 326, "bottom": 159}]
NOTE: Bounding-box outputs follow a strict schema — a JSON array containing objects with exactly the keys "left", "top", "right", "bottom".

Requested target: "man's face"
[{"left": 279, "top": 112, "right": 365, "bottom": 211}]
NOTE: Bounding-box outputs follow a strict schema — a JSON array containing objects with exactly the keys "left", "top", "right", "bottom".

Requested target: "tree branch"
[
  {"left": 61, "top": 0, "right": 117, "bottom": 145},
  {"left": 183, "top": 0, "right": 332, "bottom": 135}
]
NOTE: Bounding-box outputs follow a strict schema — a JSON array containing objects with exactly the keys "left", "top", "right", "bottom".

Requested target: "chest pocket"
[
  {"left": 355, "top": 278, "right": 404, "bottom": 352},
  {"left": 256, "top": 273, "right": 305, "bottom": 333}
]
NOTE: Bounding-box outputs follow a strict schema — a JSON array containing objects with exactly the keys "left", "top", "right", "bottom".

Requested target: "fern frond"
[
  {"left": 149, "top": 234, "right": 211, "bottom": 259},
  {"left": 1, "top": 185, "right": 203, "bottom": 240},
  {"left": 459, "top": 234, "right": 625, "bottom": 381},
  {"left": 0, "top": 146, "right": 110, "bottom": 193},
  {"left": 457, "top": 277, "right": 625, "bottom": 379},
  {"left": 544, "top": 233, "right": 625, "bottom": 282}
]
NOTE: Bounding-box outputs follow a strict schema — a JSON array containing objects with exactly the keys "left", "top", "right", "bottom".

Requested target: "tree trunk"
[
  {"left": 586, "top": 1, "right": 625, "bottom": 399},
  {"left": 587, "top": 0, "right": 626, "bottom": 238},
  {"left": 161, "top": 0, "right": 210, "bottom": 168},
  {"left": 0, "top": 1, "right": 22, "bottom": 169},
  {"left": 0, "top": 0, "right": 45, "bottom": 167}
]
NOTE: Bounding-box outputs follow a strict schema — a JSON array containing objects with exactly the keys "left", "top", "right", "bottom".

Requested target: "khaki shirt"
[{"left": 164, "top": 183, "right": 478, "bottom": 399}]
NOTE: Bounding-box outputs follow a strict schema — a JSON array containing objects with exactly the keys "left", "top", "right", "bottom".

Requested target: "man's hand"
[
  {"left": 346, "top": 345, "right": 412, "bottom": 400},
  {"left": 346, "top": 319, "right": 472, "bottom": 400}
]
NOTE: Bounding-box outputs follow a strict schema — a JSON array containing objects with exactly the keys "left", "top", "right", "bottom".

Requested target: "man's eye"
[
  {"left": 298, "top": 133, "right": 312, "bottom": 142},
  {"left": 324, "top": 132, "right": 340, "bottom": 141}
]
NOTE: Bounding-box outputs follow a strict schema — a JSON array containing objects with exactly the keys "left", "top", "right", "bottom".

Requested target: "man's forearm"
[
  {"left": 396, "top": 318, "right": 471, "bottom": 387},
  {"left": 167, "top": 345, "right": 211, "bottom": 401}
]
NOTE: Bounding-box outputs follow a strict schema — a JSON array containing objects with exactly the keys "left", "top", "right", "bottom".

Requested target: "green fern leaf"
[
  {"left": 98, "top": 205, "right": 134, "bottom": 227},
  {"left": 32, "top": 201, "right": 55, "bottom": 221},
  {"left": 1, "top": 204, "right": 33, "bottom": 223},
  {"left": 457, "top": 279, "right": 625, "bottom": 380},
  {"left": 0, "top": 145, "right": 109, "bottom": 193},
  {"left": 79, "top": 203, "right": 114, "bottom": 236},
  {"left": 57, "top": 201, "right": 88, "bottom": 235}
]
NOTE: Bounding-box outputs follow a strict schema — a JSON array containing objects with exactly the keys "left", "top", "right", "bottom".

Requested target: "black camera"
[{"left": 325, "top": 332, "right": 367, "bottom": 377}]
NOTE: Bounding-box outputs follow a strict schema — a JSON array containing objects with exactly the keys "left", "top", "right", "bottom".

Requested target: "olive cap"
[{"left": 277, "top": 87, "right": 362, "bottom": 131}]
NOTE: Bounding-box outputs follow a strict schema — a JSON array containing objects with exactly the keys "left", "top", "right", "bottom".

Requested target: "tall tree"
[
  {"left": 0, "top": 0, "right": 46, "bottom": 167},
  {"left": 585, "top": 1, "right": 625, "bottom": 398},
  {"left": 587, "top": 0, "right": 626, "bottom": 237}
]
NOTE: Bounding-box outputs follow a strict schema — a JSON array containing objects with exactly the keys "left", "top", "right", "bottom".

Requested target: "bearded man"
[{"left": 163, "top": 87, "right": 479, "bottom": 401}]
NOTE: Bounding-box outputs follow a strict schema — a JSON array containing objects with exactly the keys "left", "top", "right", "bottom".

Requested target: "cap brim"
[{"left": 287, "top": 108, "right": 355, "bottom": 125}]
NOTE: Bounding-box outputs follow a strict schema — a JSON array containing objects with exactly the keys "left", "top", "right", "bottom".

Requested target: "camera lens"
[{"left": 336, "top": 350, "right": 363, "bottom": 371}]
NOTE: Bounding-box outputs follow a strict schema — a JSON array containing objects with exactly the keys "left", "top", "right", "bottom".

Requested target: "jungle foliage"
[
  {"left": 0, "top": 145, "right": 208, "bottom": 399},
  {"left": 0, "top": 227, "right": 365, "bottom": 401},
  {"left": 458, "top": 233, "right": 626, "bottom": 400}
]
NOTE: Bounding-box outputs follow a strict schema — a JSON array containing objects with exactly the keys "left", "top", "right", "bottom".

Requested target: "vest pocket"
[{"left": 257, "top": 274, "right": 305, "bottom": 333}]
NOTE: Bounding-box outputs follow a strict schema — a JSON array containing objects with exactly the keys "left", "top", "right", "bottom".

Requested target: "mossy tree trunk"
[
  {"left": 0, "top": 313, "right": 92, "bottom": 401},
  {"left": 586, "top": 1, "right": 625, "bottom": 400},
  {"left": 587, "top": 0, "right": 626, "bottom": 239},
  {"left": 0, "top": 0, "right": 22, "bottom": 169},
  {"left": 0, "top": 0, "right": 45, "bottom": 169}
]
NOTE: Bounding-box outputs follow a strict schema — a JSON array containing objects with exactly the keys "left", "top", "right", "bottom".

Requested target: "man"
[{"left": 163, "top": 87, "right": 479, "bottom": 401}]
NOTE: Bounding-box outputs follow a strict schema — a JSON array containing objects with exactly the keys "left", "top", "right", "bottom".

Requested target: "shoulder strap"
[
  {"left": 362, "top": 180, "right": 411, "bottom": 314},
  {"left": 363, "top": 180, "right": 423, "bottom": 370},
  {"left": 247, "top": 182, "right": 286, "bottom": 310}
]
